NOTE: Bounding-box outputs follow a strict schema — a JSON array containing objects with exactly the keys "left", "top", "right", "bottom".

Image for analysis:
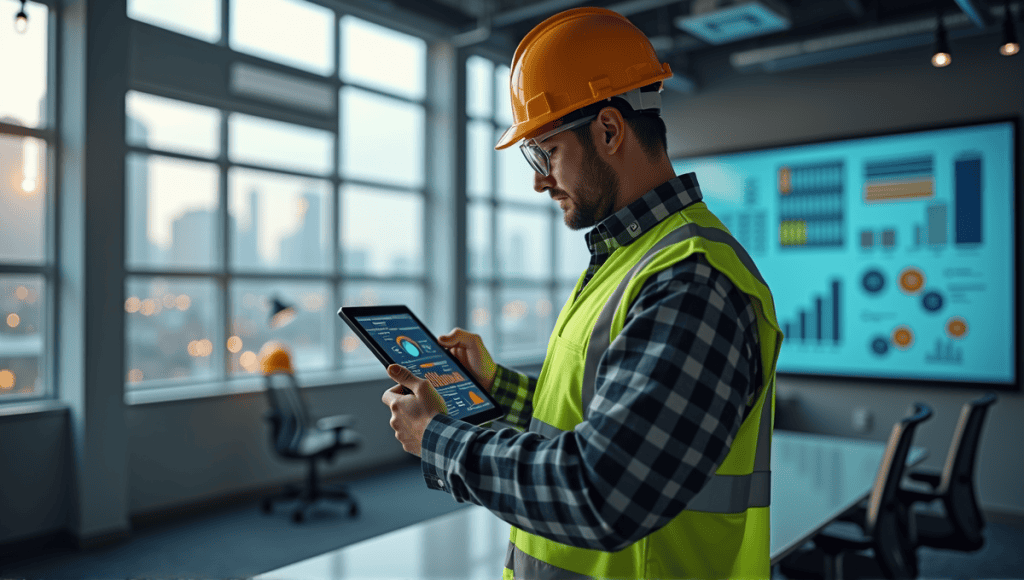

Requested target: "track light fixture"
[
  {"left": 932, "top": 5, "right": 951, "bottom": 67},
  {"left": 14, "top": 0, "right": 28, "bottom": 34},
  {"left": 1000, "top": 0, "right": 1019, "bottom": 56}
]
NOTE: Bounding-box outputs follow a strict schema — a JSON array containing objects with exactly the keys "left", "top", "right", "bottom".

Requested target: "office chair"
[
  {"left": 779, "top": 403, "right": 933, "bottom": 580},
  {"left": 898, "top": 392, "right": 997, "bottom": 552},
  {"left": 259, "top": 344, "right": 361, "bottom": 523}
]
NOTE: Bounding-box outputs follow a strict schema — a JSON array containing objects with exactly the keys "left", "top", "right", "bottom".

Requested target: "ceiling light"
[
  {"left": 932, "top": 8, "right": 952, "bottom": 67},
  {"left": 999, "top": 0, "right": 1019, "bottom": 55},
  {"left": 14, "top": 0, "right": 27, "bottom": 34}
]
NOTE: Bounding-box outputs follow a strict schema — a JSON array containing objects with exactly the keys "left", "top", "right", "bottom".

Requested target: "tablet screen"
[{"left": 352, "top": 312, "right": 499, "bottom": 421}]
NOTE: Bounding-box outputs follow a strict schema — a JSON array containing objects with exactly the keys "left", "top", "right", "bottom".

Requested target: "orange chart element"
[
  {"left": 468, "top": 390, "right": 485, "bottom": 405},
  {"left": 892, "top": 325, "right": 915, "bottom": 350},
  {"left": 946, "top": 316, "right": 969, "bottom": 339},
  {"left": 425, "top": 370, "right": 466, "bottom": 387},
  {"left": 778, "top": 167, "right": 792, "bottom": 195},
  {"left": 898, "top": 267, "right": 926, "bottom": 294}
]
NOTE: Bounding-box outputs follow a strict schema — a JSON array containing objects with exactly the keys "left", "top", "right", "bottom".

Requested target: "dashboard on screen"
[{"left": 672, "top": 119, "right": 1018, "bottom": 388}]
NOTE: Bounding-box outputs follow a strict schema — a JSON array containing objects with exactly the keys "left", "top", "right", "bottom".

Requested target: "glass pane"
[
  {"left": 341, "top": 16, "right": 425, "bottom": 100},
  {"left": 341, "top": 185, "right": 423, "bottom": 276},
  {"left": 126, "top": 91, "right": 220, "bottom": 158},
  {"left": 497, "top": 208, "right": 551, "bottom": 280},
  {"left": 230, "top": 0, "right": 334, "bottom": 76},
  {"left": 128, "top": 0, "right": 221, "bottom": 43},
  {"left": 498, "top": 287, "right": 554, "bottom": 359},
  {"left": 1, "top": 0, "right": 48, "bottom": 128},
  {"left": 230, "top": 280, "right": 330, "bottom": 375},
  {"left": 339, "top": 282, "right": 424, "bottom": 369},
  {"left": 495, "top": 64, "right": 513, "bottom": 126},
  {"left": 467, "top": 120, "right": 492, "bottom": 196},
  {"left": 229, "top": 168, "right": 331, "bottom": 272},
  {"left": 0, "top": 275, "right": 45, "bottom": 397},
  {"left": 126, "top": 154, "right": 219, "bottom": 270},
  {"left": 468, "top": 201, "right": 491, "bottom": 278},
  {"left": 555, "top": 221, "right": 591, "bottom": 281},
  {"left": 0, "top": 135, "right": 46, "bottom": 263},
  {"left": 229, "top": 113, "right": 334, "bottom": 176},
  {"left": 468, "top": 284, "right": 495, "bottom": 354},
  {"left": 466, "top": 55, "right": 493, "bottom": 119},
  {"left": 125, "top": 276, "right": 219, "bottom": 386},
  {"left": 341, "top": 88, "right": 424, "bottom": 188},
  {"left": 496, "top": 129, "right": 541, "bottom": 204}
]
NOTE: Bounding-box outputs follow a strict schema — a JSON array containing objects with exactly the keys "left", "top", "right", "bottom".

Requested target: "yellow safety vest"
[{"left": 503, "top": 201, "right": 783, "bottom": 580}]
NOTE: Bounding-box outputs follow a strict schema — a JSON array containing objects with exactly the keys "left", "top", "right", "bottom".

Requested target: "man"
[{"left": 382, "top": 7, "right": 783, "bottom": 579}]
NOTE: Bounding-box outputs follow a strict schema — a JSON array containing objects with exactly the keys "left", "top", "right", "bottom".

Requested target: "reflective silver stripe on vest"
[
  {"left": 528, "top": 416, "right": 565, "bottom": 439},
  {"left": 505, "top": 541, "right": 591, "bottom": 580},
  {"left": 685, "top": 387, "right": 773, "bottom": 513}
]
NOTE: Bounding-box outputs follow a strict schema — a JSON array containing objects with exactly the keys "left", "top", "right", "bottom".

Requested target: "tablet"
[{"left": 338, "top": 305, "right": 506, "bottom": 425}]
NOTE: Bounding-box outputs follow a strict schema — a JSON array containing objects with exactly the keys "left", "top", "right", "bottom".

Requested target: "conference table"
[{"left": 255, "top": 430, "right": 927, "bottom": 579}]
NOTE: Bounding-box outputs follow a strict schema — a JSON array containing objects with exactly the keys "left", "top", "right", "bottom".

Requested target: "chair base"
[{"left": 261, "top": 482, "right": 359, "bottom": 523}]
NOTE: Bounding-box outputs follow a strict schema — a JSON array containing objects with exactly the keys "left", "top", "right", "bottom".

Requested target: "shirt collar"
[{"left": 584, "top": 172, "right": 704, "bottom": 255}]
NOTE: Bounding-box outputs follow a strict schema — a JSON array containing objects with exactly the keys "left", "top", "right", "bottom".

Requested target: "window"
[
  {"left": 124, "top": 5, "right": 429, "bottom": 396},
  {"left": 1, "top": 0, "right": 54, "bottom": 401},
  {"left": 464, "top": 56, "right": 591, "bottom": 362}
]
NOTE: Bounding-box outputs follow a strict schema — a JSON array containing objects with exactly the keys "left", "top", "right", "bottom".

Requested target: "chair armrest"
[
  {"left": 316, "top": 414, "right": 355, "bottom": 432},
  {"left": 907, "top": 468, "right": 942, "bottom": 489}
]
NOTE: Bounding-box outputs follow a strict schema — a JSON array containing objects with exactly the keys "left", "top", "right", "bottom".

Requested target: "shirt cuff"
[
  {"left": 420, "top": 412, "right": 477, "bottom": 494},
  {"left": 490, "top": 364, "right": 528, "bottom": 411}
]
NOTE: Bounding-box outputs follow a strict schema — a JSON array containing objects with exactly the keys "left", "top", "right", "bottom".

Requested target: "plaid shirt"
[{"left": 420, "top": 173, "right": 763, "bottom": 552}]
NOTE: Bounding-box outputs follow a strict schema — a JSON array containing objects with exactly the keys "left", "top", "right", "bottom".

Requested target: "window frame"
[
  {"left": 122, "top": 2, "right": 439, "bottom": 402},
  {"left": 0, "top": 0, "right": 60, "bottom": 404},
  {"left": 463, "top": 51, "right": 571, "bottom": 366}
]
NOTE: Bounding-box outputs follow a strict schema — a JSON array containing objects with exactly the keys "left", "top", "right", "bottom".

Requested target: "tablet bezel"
[{"left": 338, "top": 304, "right": 506, "bottom": 425}]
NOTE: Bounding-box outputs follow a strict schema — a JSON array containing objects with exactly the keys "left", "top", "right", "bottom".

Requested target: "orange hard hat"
[
  {"left": 259, "top": 342, "right": 294, "bottom": 375},
  {"left": 494, "top": 7, "right": 672, "bottom": 150}
]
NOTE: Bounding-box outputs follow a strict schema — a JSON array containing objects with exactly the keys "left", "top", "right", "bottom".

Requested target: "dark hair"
[{"left": 566, "top": 82, "right": 668, "bottom": 160}]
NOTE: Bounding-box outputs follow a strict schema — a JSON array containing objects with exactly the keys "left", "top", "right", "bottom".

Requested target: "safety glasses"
[{"left": 519, "top": 114, "right": 597, "bottom": 176}]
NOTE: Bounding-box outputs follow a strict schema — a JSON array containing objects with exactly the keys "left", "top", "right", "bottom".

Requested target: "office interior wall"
[{"left": 662, "top": 28, "right": 1023, "bottom": 516}]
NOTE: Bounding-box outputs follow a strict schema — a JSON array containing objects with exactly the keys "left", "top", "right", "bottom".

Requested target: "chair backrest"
[
  {"left": 864, "top": 403, "right": 933, "bottom": 533},
  {"left": 864, "top": 403, "right": 932, "bottom": 579},
  {"left": 264, "top": 371, "right": 312, "bottom": 454},
  {"left": 938, "top": 392, "right": 997, "bottom": 542},
  {"left": 938, "top": 392, "right": 997, "bottom": 493}
]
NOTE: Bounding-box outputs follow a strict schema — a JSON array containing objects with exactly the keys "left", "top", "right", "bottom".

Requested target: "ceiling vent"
[{"left": 675, "top": 0, "right": 791, "bottom": 45}]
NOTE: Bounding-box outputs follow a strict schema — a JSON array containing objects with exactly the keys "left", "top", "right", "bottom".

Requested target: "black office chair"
[
  {"left": 779, "top": 403, "right": 933, "bottom": 580},
  {"left": 259, "top": 345, "right": 361, "bottom": 523},
  {"left": 898, "top": 392, "right": 996, "bottom": 552}
]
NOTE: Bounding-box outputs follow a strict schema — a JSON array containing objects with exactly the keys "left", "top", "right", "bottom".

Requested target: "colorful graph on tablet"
[{"left": 354, "top": 313, "right": 499, "bottom": 419}]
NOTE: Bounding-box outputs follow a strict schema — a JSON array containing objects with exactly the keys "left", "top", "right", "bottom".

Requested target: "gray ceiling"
[{"left": 383, "top": 0, "right": 1019, "bottom": 76}]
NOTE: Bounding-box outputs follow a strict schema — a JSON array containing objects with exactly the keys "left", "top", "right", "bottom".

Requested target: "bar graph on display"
[
  {"left": 424, "top": 370, "right": 467, "bottom": 387},
  {"left": 782, "top": 279, "right": 841, "bottom": 345}
]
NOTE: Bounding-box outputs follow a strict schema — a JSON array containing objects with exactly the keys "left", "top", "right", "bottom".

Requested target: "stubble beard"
[{"left": 563, "top": 148, "right": 620, "bottom": 231}]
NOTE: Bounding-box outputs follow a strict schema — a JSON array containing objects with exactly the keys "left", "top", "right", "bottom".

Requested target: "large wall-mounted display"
[{"left": 672, "top": 119, "right": 1018, "bottom": 388}]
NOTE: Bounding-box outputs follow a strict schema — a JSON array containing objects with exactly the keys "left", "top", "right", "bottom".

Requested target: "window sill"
[
  {"left": 124, "top": 365, "right": 395, "bottom": 406},
  {"left": 0, "top": 399, "right": 69, "bottom": 422}
]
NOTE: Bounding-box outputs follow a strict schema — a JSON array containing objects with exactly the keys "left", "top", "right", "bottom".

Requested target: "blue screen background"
[{"left": 672, "top": 121, "right": 1016, "bottom": 385}]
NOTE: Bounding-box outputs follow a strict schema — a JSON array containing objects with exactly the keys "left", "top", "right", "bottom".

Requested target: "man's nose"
[{"left": 534, "top": 169, "right": 554, "bottom": 193}]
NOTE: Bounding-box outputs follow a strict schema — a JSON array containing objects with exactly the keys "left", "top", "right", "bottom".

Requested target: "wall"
[{"left": 662, "top": 28, "right": 1023, "bottom": 515}]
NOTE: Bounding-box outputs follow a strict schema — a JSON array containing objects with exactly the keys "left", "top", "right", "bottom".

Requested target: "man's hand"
[
  {"left": 381, "top": 364, "right": 447, "bottom": 457},
  {"left": 438, "top": 328, "right": 498, "bottom": 392}
]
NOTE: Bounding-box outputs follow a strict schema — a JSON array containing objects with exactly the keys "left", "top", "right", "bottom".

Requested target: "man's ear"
[{"left": 595, "top": 106, "right": 625, "bottom": 155}]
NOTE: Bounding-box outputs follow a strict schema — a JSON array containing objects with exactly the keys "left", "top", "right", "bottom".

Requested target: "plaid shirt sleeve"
[
  {"left": 420, "top": 255, "right": 762, "bottom": 552},
  {"left": 488, "top": 365, "right": 536, "bottom": 431}
]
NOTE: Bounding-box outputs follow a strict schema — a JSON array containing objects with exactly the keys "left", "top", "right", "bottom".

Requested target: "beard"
[{"left": 561, "top": 147, "right": 620, "bottom": 231}]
